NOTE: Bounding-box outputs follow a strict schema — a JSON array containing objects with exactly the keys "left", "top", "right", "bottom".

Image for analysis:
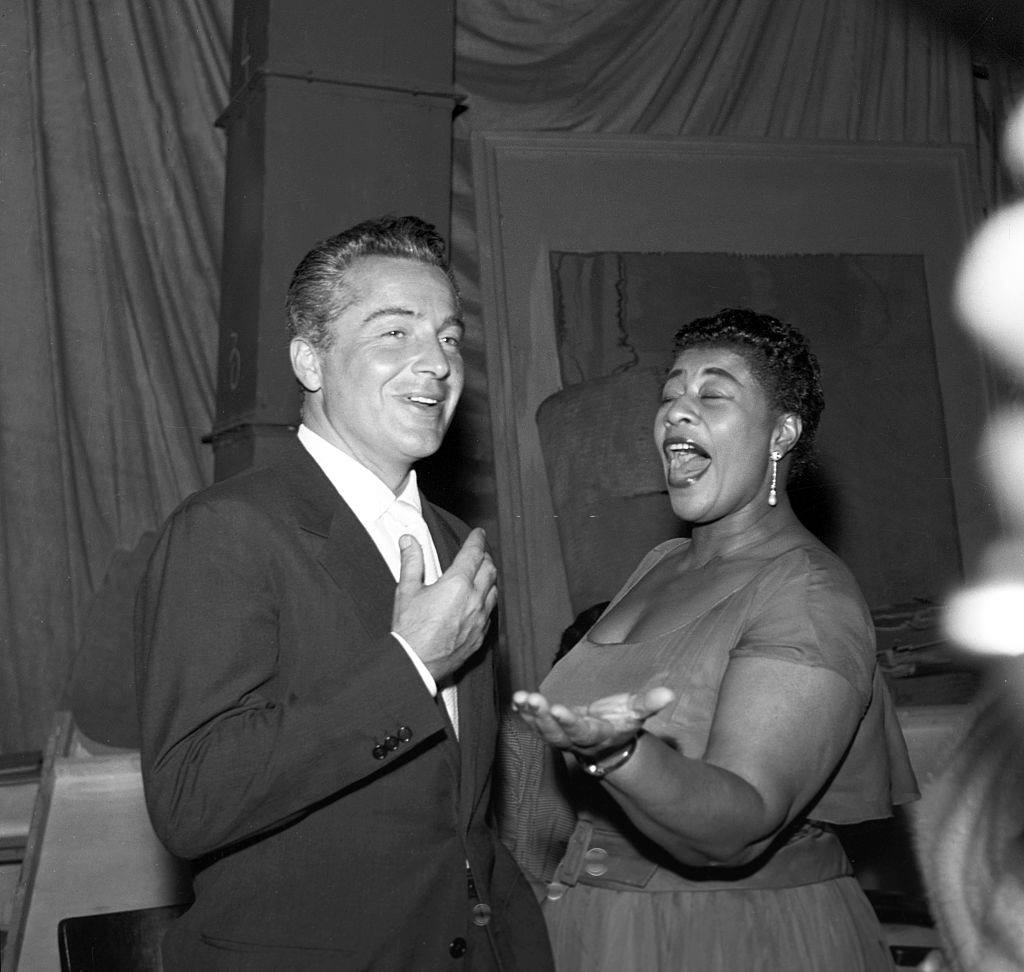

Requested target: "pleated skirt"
[{"left": 542, "top": 875, "right": 895, "bottom": 971}]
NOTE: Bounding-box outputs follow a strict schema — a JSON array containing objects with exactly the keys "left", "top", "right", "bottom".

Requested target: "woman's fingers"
[
  {"left": 511, "top": 691, "right": 575, "bottom": 746},
  {"left": 634, "top": 686, "right": 676, "bottom": 718},
  {"left": 512, "top": 686, "right": 676, "bottom": 752}
]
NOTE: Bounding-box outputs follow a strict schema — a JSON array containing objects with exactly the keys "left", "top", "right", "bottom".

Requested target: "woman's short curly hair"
[{"left": 671, "top": 308, "right": 825, "bottom": 475}]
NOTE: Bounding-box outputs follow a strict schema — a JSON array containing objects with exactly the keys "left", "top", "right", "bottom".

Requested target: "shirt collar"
[{"left": 297, "top": 424, "right": 421, "bottom": 524}]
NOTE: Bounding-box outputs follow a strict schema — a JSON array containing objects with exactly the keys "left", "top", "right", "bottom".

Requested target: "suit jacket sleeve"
[{"left": 135, "top": 481, "right": 449, "bottom": 860}]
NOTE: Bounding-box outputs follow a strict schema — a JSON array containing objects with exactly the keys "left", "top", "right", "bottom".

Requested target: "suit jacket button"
[
  {"left": 372, "top": 744, "right": 387, "bottom": 760},
  {"left": 584, "top": 846, "right": 609, "bottom": 876},
  {"left": 397, "top": 725, "right": 412, "bottom": 742},
  {"left": 472, "top": 903, "right": 492, "bottom": 927},
  {"left": 384, "top": 735, "right": 399, "bottom": 751},
  {"left": 448, "top": 937, "right": 467, "bottom": 958}
]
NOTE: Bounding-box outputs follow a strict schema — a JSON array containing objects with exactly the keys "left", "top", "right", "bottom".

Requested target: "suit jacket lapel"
[
  {"left": 286, "top": 445, "right": 407, "bottom": 640},
  {"left": 286, "top": 450, "right": 466, "bottom": 795},
  {"left": 316, "top": 501, "right": 397, "bottom": 629},
  {"left": 422, "top": 502, "right": 496, "bottom": 827}
]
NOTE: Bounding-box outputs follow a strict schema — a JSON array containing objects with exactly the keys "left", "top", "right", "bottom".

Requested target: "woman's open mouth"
[{"left": 664, "top": 437, "right": 711, "bottom": 487}]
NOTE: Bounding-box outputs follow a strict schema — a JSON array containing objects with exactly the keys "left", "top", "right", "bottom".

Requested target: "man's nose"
[{"left": 412, "top": 335, "right": 451, "bottom": 377}]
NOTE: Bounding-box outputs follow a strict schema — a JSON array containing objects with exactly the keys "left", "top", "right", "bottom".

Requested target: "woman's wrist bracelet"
[{"left": 575, "top": 735, "right": 639, "bottom": 778}]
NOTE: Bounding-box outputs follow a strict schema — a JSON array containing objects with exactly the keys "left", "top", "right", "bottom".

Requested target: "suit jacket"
[{"left": 135, "top": 442, "right": 553, "bottom": 971}]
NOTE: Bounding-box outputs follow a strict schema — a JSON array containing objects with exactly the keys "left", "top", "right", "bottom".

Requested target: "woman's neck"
[{"left": 685, "top": 497, "right": 802, "bottom": 568}]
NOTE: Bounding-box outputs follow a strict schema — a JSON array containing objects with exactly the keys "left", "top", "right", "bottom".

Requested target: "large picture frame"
[{"left": 472, "top": 133, "right": 987, "bottom": 691}]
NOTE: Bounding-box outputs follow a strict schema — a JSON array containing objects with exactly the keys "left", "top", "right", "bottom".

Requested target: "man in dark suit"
[{"left": 135, "top": 215, "right": 554, "bottom": 971}]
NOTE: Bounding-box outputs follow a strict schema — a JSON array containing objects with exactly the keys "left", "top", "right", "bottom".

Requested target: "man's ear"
[
  {"left": 772, "top": 413, "right": 802, "bottom": 458},
  {"left": 290, "top": 337, "right": 322, "bottom": 393}
]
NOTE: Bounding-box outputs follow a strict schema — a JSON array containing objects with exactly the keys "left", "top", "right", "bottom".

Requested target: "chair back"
[{"left": 57, "top": 903, "right": 187, "bottom": 972}]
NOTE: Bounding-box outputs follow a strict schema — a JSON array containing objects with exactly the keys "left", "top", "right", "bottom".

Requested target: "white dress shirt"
[{"left": 297, "top": 424, "right": 458, "bottom": 735}]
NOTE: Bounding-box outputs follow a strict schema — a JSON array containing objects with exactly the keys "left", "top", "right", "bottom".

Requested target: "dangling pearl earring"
[{"left": 768, "top": 451, "right": 781, "bottom": 507}]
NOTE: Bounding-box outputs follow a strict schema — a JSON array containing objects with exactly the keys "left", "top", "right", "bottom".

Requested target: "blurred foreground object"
[{"left": 914, "top": 95, "right": 1024, "bottom": 971}]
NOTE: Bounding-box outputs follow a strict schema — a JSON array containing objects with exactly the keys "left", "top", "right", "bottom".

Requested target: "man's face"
[{"left": 291, "top": 255, "right": 464, "bottom": 491}]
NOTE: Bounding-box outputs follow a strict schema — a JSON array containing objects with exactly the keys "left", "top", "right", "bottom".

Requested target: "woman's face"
[{"left": 654, "top": 345, "right": 783, "bottom": 526}]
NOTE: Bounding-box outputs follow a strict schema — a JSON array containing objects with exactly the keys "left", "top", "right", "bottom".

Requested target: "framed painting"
[{"left": 472, "top": 133, "right": 989, "bottom": 691}]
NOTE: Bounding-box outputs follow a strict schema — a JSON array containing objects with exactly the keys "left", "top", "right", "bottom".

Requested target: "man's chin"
[{"left": 402, "top": 431, "right": 449, "bottom": 463}]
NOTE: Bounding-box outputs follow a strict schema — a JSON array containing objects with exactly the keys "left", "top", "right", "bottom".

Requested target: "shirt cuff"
[{"left": 391, "top": 632, "right": 438, "bottom": 697}]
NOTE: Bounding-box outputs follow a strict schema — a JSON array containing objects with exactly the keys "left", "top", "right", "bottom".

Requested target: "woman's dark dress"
[{"left": 511, "top": 529, "right": 918, "bottom": 971}]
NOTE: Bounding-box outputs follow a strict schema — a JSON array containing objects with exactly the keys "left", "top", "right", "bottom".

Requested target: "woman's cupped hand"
[{"left": 510, "top": 686, "right": 675, "bottom": 757}]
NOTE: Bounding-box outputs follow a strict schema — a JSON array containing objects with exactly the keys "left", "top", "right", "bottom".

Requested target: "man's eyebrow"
[
  {"left": 363, "top": 305, "right": 416, "bottom": 323},
  {"left": 361, "top": 308, "right": 464, "bottom": 328}
]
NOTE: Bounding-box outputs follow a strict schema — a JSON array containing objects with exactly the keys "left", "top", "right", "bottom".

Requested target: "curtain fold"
[
  {"left": 0, "top": 0, "right": 230, "bottom": 751},
  {"left": 455, "top": 0, "right": 974, "bottom": 139}
]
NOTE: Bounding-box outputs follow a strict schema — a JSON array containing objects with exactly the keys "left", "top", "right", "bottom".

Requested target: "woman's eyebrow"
[
  {"left": 664, "top": 366, "right": 741, "bottom": 383},
  {"left": 702, "top": 366, "right": 742, "bottom": 383}
]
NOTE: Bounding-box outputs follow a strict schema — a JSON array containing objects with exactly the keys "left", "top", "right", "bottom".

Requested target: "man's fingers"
[
  {"left": 475, "top": 548, "right": 496, "bottom": 579},
  {"left": 443, "top": 530, "right": 496, "bottom": 604},
  {"left": 474, "top": 554, "right": 498, "bottom": 599},
  {"left": 447, "top": 528, "right": 488, "bottom": 577},
  {"left": 395, "top": 534, "right": 425, "bottom": 592}
]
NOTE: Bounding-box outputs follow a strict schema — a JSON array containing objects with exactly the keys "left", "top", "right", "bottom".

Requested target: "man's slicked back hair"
[{"left": 286, "top": 214, "right": 459, "bottom": 352}]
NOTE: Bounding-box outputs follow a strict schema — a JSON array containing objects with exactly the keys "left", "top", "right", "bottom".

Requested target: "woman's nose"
[{"left": 664, "top": 395, "right": 697, "bottom": 426}]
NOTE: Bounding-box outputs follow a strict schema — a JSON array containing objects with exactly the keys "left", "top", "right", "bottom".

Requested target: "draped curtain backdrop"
[
  {"left": 0, "top": 1, "right": 231, "bottom": 752},
  {"left": 0, "top": 0, "right": 1015, "bottom": 752}
]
